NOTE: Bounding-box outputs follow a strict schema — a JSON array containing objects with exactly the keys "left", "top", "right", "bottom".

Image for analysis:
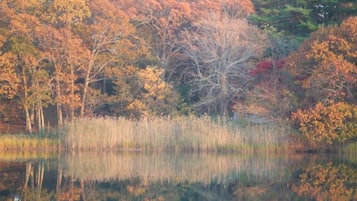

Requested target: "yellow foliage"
[
  {"left": 124, "top": 66, "right": 178, "bottom": 118},
  {"left": 47, "top": 0, "right": 91, "bottom": 26}
]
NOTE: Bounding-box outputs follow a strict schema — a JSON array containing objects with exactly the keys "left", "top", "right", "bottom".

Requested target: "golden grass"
[
  {"left": 0, "top": 134, "right": 59, "bottom": 151},
  {"left": 64, "top": 116, "right": 288, "bottom": 152}
]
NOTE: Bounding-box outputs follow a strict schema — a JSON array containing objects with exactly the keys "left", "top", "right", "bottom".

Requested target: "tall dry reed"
[{"left": 64, "top": 116, "right": 288, "bottom": 152}]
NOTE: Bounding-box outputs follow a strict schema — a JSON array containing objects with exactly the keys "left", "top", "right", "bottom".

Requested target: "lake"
[{"left": 0, "top": 152, "right": 355, "bottom": 201}]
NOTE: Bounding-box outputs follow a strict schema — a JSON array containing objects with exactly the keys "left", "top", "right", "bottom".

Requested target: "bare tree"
[{"left": 179, "top": 15, "right": 268, "bottom": 115}]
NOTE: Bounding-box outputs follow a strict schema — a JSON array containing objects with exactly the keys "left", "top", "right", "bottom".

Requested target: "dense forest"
[{"left": 0, "top": 0, "right": 356, "bottom": 144}]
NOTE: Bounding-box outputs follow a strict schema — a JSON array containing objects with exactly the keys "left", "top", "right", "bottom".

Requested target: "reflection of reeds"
[
  {"left": 62, "top": 152, "right": 291, "bottom": 184},
  {"left": 343, "top": 142, "right": 357, "bottom": 156},
  {"left": 0, "top": 135, "right": 58, "bottom": 152},
  {"left": 0, "top": 151, "right": 57, "bottom": 161},
  {"left": 64, "top": 117, "right": 287, "bottom": 152}
]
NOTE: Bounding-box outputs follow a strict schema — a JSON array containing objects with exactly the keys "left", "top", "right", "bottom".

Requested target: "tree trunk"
[
  {"left": 80, "top": 58, "right": 94, "bottom": 117},
  {"left": 70, "top": 65, "right": 75, "bottom": 121},
  {"left": 21, "top": 62, "right": 33, "bottom": 133},
  {"left": 56, "top": 164, "right": 63, "bottom": 193},
  {"left": 40, "top": 107, "right": 45, "bottom": 130},
  {"left": 55, "top": 64, "right": 63, "bottom": 127},
  {"left": 24, "top": 105, "right": 32, "bottom": 134},
  {"left": 37, "top": 105, "right": 45, "bottom": 132}
]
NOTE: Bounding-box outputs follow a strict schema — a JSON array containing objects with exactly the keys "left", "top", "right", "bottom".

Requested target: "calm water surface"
[{"left": 0, "top": 152, "right": 355, "bottom": 201}]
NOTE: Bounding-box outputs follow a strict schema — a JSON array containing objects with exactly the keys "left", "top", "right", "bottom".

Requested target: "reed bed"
[
  {"left": 0, "top": 134, "right": 59, "bottom": 151},
  {"left": 64, "top": 116, "right": 288, "bottom": 152}
]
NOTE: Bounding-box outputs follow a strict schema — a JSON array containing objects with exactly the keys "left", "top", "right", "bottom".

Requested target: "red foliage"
[{"left": 249, "top": 59, "right": 285, "bottom": 76}]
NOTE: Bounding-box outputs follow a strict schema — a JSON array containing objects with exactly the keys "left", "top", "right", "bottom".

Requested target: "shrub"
[{"left": 291, "top": 102, "right": 357, "bottom": 144}]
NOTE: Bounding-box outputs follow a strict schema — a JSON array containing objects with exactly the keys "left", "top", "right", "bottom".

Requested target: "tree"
[
  {"left": 77, "top": 0, "right": 147, "bottom": 117},
  {"left": 291, "top": 102, "right": 357, "bottom": 144},
  {"left": 178, "top": 15, "right": 267, "bottom": 115},
  {"left": 288, "top": 16, "right": 357, "bottom": 144},
  {"left": 0, "top": 1, "right": 55, "bottom": 132},
  {"left": 287, "top": 16, "right": 357, "bottom": 107},
  {"left": 0, "top": 53, "right": 19, "bottom": 99},
  {"left": 250, "top": 0, "right": 357, "bottom": 37},
  {"left": 35, "top": 0, "right": 91, "bottom": 125},
  {"left": 105, "top": 65, "right": 178, "bottom": 118},
  {"left": 235, "top": 59, "right": 298, "bottom": 119},
  {"left": 45, "top": 0, "right": 90, "bottom": 28},
  {"left": 35, "top": 26, "right": 83, "bottom": 126},
  {"left": 117, "top": 0, "right": 255, "bottom": 74}
]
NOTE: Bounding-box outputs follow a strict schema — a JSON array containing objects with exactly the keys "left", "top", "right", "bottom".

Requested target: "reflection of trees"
[
  {"left": 292, "top": 162, "right": 357, "bottom": 201},
  {"left": 3, "top": 154, "right": 356, "bottom": 201},
  {"left": 20, "top": 161, "right": 83, "bottom": 201},
  {"left": 22, "top": 162, "right": 54, "bottom": 201},
  {"left": 56, "top": 164, "right": 85, "bottom": 201}
]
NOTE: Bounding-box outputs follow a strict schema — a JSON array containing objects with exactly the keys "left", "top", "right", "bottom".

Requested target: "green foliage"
[
  {"left": 4, "top": 35, "right": 37, "bottom": 56},
  {"left": 250, "top": 0, "right": 357, "bottom": 37}
]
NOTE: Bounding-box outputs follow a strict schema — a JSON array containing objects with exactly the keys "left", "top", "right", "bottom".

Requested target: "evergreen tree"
[{"left": 250, "top": 0, "right": 357, "bottom": 37}]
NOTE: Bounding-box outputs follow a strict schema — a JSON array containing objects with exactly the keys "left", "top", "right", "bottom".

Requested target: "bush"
[{"left": 291, "top": 102, "right": 357, "bottom": 144}]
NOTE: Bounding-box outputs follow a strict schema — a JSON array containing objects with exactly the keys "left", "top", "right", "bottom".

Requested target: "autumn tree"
[
  {"left": 32, "top": 0, "right": 91, "bottom": 126},
  {"left": 178, "top": 15, "right": 267, "bottom": 115},
  {"left": 235, "top": 58, "right": 298, "bottom": 119},
  {"left": 74, "top": 0, "right": 149, "bottom": 117},
  {"left": 0, "top": 53, "right": 19, "bottom": 100},
  {"left": 0, "top": 1, "right": 55, "bottom": 132},
  {"left": 287, "top": 16, "right": 357, "bottom": 107},
  {"left": 288, "top": 16, "right": 357, "bottom": 144},
  {"left": 291, "top": 103, "right": 357, "bottom": 144},
  {"left": 35, "top": 26, "right": 83, "bottom": 126},
  {"left": 0, "top": 53, "right": 21, "bottom": 121},
  {"left": 104, "top": 65, "right": 178, "bottom": 118},
  {"left": 116, "top": 0, "right": 255, "bottom": 72}
]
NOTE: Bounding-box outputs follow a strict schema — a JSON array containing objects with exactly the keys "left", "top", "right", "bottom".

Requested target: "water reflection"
[
  {"left": 292, "top": 162, "right": 357, "bottom": 201},
  {"left": 63, "top": 152, "right": 290, "bottom": 183},
  {"left": 0, "top": 152, "right": 355, "bottom": 201}
]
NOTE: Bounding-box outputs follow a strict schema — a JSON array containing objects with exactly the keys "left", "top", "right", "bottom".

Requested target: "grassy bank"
[
  {"left": 64, "top": 116, "right": 289, "bottom": 153},
  {"left": 0, "top": 134, "right": 59, "bottom": 151}
]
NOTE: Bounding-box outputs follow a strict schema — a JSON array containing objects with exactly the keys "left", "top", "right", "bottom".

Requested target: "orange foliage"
[
  {"left": 287, "top": 16, "right": 357, "bottom": 105},
  {"left": 291, "top": 102, "right": 357, "bottom": 144},
  {"left": 0, "top": 53, "right": 19, "bottom": 99},
  {"left": 292, "top": 163, "right": 357, "bottom": 201}
]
